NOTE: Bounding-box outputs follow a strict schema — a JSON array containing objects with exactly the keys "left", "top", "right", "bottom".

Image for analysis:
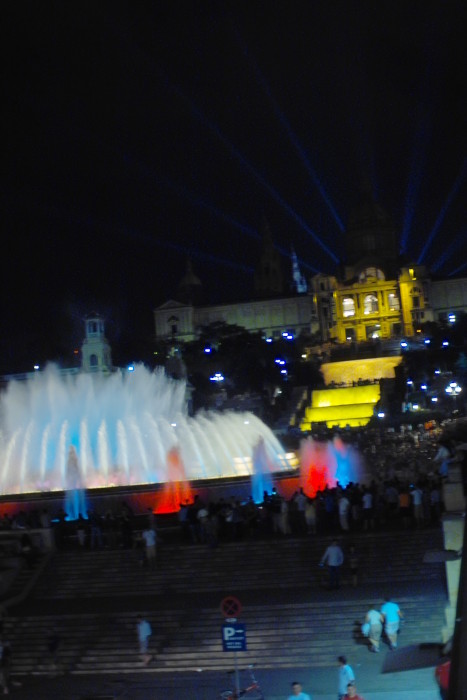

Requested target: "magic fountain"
[{"left": 0, "top": 364, "right": 293, "bottom": 497}]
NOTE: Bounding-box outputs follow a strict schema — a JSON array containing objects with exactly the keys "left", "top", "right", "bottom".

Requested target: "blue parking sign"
[{"left": 222, "top": 622, "right": 247, "bottom": 651}]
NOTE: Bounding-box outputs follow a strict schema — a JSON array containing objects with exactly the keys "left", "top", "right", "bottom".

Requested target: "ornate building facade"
[
  {"left": 155, "top": 197, "right": 467, "bottom": 346},
  {"left": 310, "top": 191, "right": 465, "bottom": 344}
]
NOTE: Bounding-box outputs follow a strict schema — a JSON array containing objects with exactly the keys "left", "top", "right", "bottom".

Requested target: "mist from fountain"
[
  {"left": 299, "top": 435, "right": 367, "bottom": 497},
  {"left": 0, "top": 364, "right": 292, "bottom": 495}
]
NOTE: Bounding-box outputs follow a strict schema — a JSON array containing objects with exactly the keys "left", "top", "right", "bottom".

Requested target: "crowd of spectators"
[{"left": 0, "top": 421, "right": 464, "bottom": 554}]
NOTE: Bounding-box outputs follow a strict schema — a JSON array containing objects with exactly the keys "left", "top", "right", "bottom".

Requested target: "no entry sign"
[{"left": 220, "top": 595, "right": 242, "bottom": 618}]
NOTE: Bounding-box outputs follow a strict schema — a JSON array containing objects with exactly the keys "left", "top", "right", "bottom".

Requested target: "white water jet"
[{"left": 0, "top": 364, "right": 292, "bottom": 494}]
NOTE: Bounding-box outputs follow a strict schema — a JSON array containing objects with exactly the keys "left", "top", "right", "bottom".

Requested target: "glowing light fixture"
[
  {"left": 401, "top": 341, "right": 408, "bottom": 348},
  {"left": 442, "top": 341, "right": 449, "bottom": 347},
  {"left": 127, "top": 365, "right": 135, "bottom": 372},
  {"left": 446, "top": 382, "right": 461, "bottom": 395},
  {"left": 210, "top": 372, "right": 224, "bottom": 382}
]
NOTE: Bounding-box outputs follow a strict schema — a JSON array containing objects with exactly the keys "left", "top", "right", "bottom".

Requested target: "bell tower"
[{"left": 81, "top": 315, "right": 113, "bottom": 373}]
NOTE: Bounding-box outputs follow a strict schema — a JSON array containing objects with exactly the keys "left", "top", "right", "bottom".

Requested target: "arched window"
[
  {"left": 90, "top": 354, "right": 98, "bottom": 367},
  {"left": 363, "top": 294, "right": 378, "bottom": 315},
  {"left": 342, "top": 297, "right": 356, "bottom": 317},
  {"left": 359, "top": 267, "right": 385, "bottom": 283}
]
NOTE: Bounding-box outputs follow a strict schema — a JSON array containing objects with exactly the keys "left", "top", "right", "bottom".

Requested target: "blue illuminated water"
[
  {"left": 0, "top": 365, "right": 292, "bottom": 496},
  {"left": 251, "top": 437, "right": 274, "bottom": 503}
]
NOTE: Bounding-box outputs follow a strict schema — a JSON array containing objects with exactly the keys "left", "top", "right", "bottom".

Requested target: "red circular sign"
[{"left": 220, "top": 595, "right": 242, "bottom": 618}]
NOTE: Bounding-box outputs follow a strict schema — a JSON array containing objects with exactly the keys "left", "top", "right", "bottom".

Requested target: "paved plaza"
[{"left": 7, "top": 664, "right": 441, "bottom": 699}]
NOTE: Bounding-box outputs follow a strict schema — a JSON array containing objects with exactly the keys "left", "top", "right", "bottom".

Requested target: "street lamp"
[
  {"left": 445, "top": 382, "right": 462, "bottom": 396},
  {"left": 445, "top": 381, "right": 462, "bottom": 413}
]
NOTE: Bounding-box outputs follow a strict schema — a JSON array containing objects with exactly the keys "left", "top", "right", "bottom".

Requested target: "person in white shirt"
[
  {"left": 410, "top": 485, "right": 423, "bottom": 527},
  {"left": 142, "top": 526, "right": 156, "bottom": 566},
  {"left": 338, "top": 495, "right": 351, "bottom": 531},
  {"left": 364, "top": 606, "right": 384, "bottom": 652},
  {"left": 320, "top": 540, "right": 344, "bottom": 589}
]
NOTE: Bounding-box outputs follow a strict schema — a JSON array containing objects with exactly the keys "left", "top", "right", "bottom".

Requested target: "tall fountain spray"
[
  {"left": 0, "top": 364, "right": 292, "bottom": 495},
  {"left": 251, "top": 437, "right": 274, "bottom": 503},
  {"left": 64, "top": 445, "right": 87, "bottom": 519},
  {"left": 299, "top": 435, "right": 367, "bottom": 497}
]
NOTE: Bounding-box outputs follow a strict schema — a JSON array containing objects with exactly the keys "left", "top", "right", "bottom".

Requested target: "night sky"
[{"left": 3, "top": 1, "right": 466, "bottom": 372}]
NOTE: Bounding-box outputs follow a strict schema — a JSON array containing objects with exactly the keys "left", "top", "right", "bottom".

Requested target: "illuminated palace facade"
[
  {"left": 154, "top": 195, "right": 467, "bottom": 347},
  {"left": 311, "top": 192, "right": 467, "bottom": 344}
]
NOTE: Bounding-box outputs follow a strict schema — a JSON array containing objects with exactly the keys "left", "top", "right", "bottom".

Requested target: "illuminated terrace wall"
[
  {"left": 300, "top": 384, "right": 380, "bottom": 429},
  {"left": 320, "top": 356, "right": 402, "bottom": 385}
]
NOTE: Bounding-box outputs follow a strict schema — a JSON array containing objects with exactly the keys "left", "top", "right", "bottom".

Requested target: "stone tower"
[
  {"left": 81, "top": 315, "right": 113, "bottom": 373},
  {"left": 254, "top": 219, "right": 284, "bottom": 297}
]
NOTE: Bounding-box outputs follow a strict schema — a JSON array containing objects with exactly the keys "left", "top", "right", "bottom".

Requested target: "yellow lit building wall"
[
  {"left": 398, "top": 265, "right": 432, "bottom": 336},
  {"left": 315, "top": 266, "right": 434, "bottom": 345},
  {"left": 299, "top": 357, "right": 402, "bottom": 431},
  {"left": 321, "top": 356, "right": 402, "bottom": 385},
  {"left": 334, "top": 280, "right": 403, "bottom": 343},
  {"left": 300, "top": 384, "right": 380, "bottom": 430}
]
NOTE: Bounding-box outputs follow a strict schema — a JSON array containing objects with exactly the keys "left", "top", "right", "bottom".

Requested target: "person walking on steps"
[
  {"left": 337, "top": 656, "right": 355, "bottom": 700},
  {"left": 364, "top": 605, "right": 384, "bottom": 653},
  {"left": 320, "top": 540, "right": 344, "bottom": 590},
  {"left": 380, "top": 596, "right": 404, "bottom": 650},
  {"left": 136, "top": 615, "right": 152, "bottom": 666}
]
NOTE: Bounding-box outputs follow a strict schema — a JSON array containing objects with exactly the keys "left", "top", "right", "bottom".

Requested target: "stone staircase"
[
  {"left": 3, "top": 527, "right": 448, "bottom": 677},
  {"left": 30, "top": 529, "right": 446, "bottom": 598}
]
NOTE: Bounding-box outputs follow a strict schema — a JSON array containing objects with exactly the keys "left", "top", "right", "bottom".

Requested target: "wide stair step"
[{"left": 5, "top": 527, "right": 448, "bottom": 677}]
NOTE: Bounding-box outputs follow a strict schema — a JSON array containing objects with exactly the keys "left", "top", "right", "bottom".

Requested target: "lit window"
[
  {"left": 388, "top": 293, "right": 400, "bottom": 311},
  {"left": 363, "top": 294, "right": 378, "bottom": 315},
  {"left": 342, "top": 297, "right": 356, "bottom": 317}
]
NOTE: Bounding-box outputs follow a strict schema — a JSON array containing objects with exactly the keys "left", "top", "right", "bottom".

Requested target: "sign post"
[{"left": 220, "top": 597, "right": 245, "bottom": 697}]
